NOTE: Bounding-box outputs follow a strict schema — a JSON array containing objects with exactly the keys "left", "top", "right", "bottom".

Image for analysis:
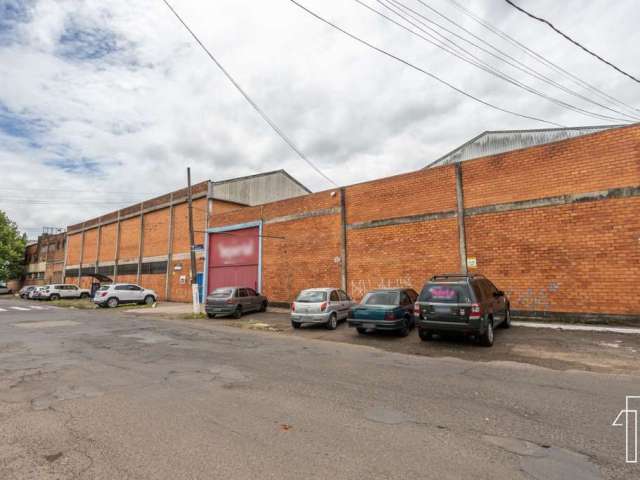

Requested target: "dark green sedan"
[{"left": 347, "top": 288, "right": 418, "bottom": 337}]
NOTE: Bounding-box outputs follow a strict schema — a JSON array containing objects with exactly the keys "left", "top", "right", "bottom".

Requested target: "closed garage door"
[{"left": 207, "top": 227, "right": 259, "bottom": 294}]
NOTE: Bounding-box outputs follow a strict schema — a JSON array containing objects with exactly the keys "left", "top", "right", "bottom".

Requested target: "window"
[
  {"left": 338, "top": 290, "right": 348, "bottom": 301},
  {"left": 115, "top": 285, "right": 128, "bottom": 291},
  {"left": 128, "top": 285, "right": 142, "bottom": 291},
  {"left": 330, "top": 290, "right": 339, "bottom": 302},
  {"left": 211, "top": 288, "right": 232, "bottom": 298},
  {"left": 140, "top": 261, "right": 167, "bottom": 275},
  {"left": 419, "top": 283, "right": 472, "bottom": 304},
  {"left": 65, "top": 268, "right": 79, "bottom": 278},
  {"left": 406, "top": 290, "right": 418, "bottom": 303},
  {"left": 246, "top": 289, "right": 257, "bottom": 297},
  {"left": 237, "top": 289, "right": 247, "bottom": 297},
  {"left": 97, "top": 265, "right": 115, "bottom": 276},
  {"left": 399, "top": 292, "right": 412, "bottom": 306},
  {"left": 68, "top": 285, "right": 78, "bottom": 291},
  {"left": 362, "top": 291, "right": 399, "bottom": 306},
  {"left": 296, "top": 290, "right": 327, "bottom": 303},
  {"left": 117, "top": 263, "right": 138, "bottom": 275}
]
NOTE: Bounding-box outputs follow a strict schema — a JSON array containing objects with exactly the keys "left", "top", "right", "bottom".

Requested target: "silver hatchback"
[{"left": 291, "top": 288, "right": 354, "bottom": 330}]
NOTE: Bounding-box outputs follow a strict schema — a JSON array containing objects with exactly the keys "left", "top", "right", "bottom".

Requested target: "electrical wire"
[
  {"left": 389, "top": 0, "right": 639, "bottom": 122},
  {"left": 444, "top": 0, "right": 640, "bottom": 117},
  {"left": 358, "top": 0, "right": 631, "bottom": 124},
  {"left": 503, "top": 0, "right": 640, "bottom": 84},
  {"left": 159, "top": 0, "right": 338, "bottom": 187},
  {"left": 288, "top": 0, "right": 562, "bottom": 127}
]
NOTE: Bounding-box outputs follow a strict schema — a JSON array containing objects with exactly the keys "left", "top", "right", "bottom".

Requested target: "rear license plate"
[
  {"left": 364, "top": 323, "right": 376, "bottom": 329},
  {"left": 435, "top": 307, "right": 451, "bottom": 314}
]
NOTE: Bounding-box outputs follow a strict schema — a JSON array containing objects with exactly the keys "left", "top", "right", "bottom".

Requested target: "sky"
[{"left": 1, "top": 0, "right": 638, "bottom": 238}]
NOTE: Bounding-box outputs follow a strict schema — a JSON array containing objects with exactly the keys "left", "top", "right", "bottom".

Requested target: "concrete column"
[
  {"left": 339, "top": 188, "right": 348, "bottom": 292},
  {"left": 78, "top": 224, "right": 86, "bottom": 286},
  {"left": 455, "top": 163, "right": 468, "bottom": 274},
  {"left": 136, "top": 204, "right": 144, "bottom": 284},
  {"left": 95, "top": 224, "right": 102, "bottom": 274},
  {"left": 165, "top": 193, "right": 175, "bottom": 301},
  {"left": 62, "top": 231, "right": 69, "bottom": 282},
  {"left": 114, "top": 212, "right": 121, "bottom": 282}
]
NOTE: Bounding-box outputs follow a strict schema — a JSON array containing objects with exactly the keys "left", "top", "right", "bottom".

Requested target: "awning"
[{"left": 80, "top": 273, "right": 113, "bottom": 282}]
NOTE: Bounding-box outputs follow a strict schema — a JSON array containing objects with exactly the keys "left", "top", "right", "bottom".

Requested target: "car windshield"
[
  {"left": 296, "top": 290, "right": 327, "bottom": 303},
  {"left": 211, "top": 288, "right": 233, "bottom": 298},
  {"left": 362, "top": 291, "right": 399, "bottom": 306},
  {"left": 419, "top": 283, "right": 472, "bottom": 304},
  {"left": 97, "top": 286, "right": 110, "bottom": 291}
]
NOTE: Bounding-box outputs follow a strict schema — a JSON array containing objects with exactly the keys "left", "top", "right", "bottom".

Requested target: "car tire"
[
  {"left": 419, "top": 329, "right": 433, "bottom": 341},
  {"left": 356, "top": 327, "right": 367, "bottom": 335},
  {"left": 50, "top": 294, "right": 60, "bottom": 301},
  {"left": 232, "top": 306, "right": 242, "bottom": 319},
  {"left": 207, "top": 313, "right": 216, "bottom": 319},
  {"left": 398, "top": 319, "right": 410, "bottom": 337},
  {"left": 107, "top": 297, "right": 119, "bottom": 309},
  {"left": 260, "top": 301, "right": 267, "bottom": 313},
  {"left": 500, "top": 308, "right": 512, "bottom": 329},
  {"left": 80, "top": 293, "right": 90, "bottom": 299},
  {"left": 326, "top": 313, "right": 338, "bottom": 330},
  {"left": 291, "top": 320, "right": 301, "bottom": 329},
  {"left": 479, "top": 319, "right": 494, "bottom": 347},
  {"left": 143, "top": 295, "right": 155, "bottom": 305}
]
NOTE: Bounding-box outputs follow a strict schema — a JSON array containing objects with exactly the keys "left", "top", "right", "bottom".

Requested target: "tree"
[{"left": 0, "top": 211, "right": 26, "bottom": 281}]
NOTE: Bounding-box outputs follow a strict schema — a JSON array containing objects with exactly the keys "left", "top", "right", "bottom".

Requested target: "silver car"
[
  {"left": 93, "top": 283, "right": 157, "bottom": 308},
  {"left": 205, "top": 287, "right": 267, "bottom": 319},
  {"left": 291, "top": 288, "right": 354, "bottom": 330}
]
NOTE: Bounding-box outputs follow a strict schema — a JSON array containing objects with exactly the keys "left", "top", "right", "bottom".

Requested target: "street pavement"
[{"left": 0, "top": 295, "right": 637, "bottom": 479}]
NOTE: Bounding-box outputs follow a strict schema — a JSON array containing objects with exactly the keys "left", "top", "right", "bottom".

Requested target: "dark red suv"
[{"left": 414, "top": 274, "right": 511, "bottom": 347}]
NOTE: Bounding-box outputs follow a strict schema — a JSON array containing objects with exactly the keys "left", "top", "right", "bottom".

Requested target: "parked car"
[
  {"left": 40, "top": 284, "right": 91, "bottom": 301},
  {"left": 414, "top": 273, "right": 511, "bottom": 347},
  {"left": 348, "top": 288, "right": 418, "bottom": 336},
  {"left": 93, "top": 283, "right": 157, "bottom": 308},
  {"left": 19, "top": 286, "right": 37, "bottom": 298},
  {"left": 290, "top": 288, "right": 354, "bottom": 330},
  {"left": 0, "top": 282, "right": 12, "bottom": 295},
  {"left": 205, "top": 287, "right": 267, "bottom": 319},
  {"left": 29, "top": 286, "right": 48, "bottom": 300}
]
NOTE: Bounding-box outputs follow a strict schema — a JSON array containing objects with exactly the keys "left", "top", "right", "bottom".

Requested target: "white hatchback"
[
  {"left": 40, "top": 284, "right": 91, "bottom": 301},
  {"left": 93, "top": 283, "right": 157, "bottom": 308}
]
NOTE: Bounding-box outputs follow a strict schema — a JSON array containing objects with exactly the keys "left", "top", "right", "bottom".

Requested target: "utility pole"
[{"left": 187, "top": 167, "right": 200, "bottom": 314}]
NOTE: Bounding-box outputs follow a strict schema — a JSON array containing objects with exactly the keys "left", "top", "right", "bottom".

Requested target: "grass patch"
[
  {"left": 49, "top": 299, "right": 97, "bottom": 309},
  {"left": 179, "top": 313, "right": 207, "bottom": 320}
]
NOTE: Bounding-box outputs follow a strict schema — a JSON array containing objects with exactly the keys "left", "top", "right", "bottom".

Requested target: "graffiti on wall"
[
  {"left": 515, "top": 282, "right": 560, "bottom": 314},
  {"left": 350, "top": 276, "right": 413, "bottom": 299}
]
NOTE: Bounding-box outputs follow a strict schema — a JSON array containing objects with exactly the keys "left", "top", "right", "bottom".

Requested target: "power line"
[
  {"left": 503, "top": 0, "right": 640, "bottom": 85},
  {"left": 358, "top": 0, "right": 632, "bottom": 124},
  {"left": 393, "top": 0, "right": 640, "bottom": 122},
  {"left": 443, "top": 0, "right": 640, "bottom": 118},
  {"left": 288, "top": 0, "right": 562, "bottom": 127},
  {"left": 159, "top": 0, "right": 338, "bottom": 188}
]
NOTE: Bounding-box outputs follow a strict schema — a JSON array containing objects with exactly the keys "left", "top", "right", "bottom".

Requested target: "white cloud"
[{"left": 0, "top": 0, "right": 638, "bottom": 236}]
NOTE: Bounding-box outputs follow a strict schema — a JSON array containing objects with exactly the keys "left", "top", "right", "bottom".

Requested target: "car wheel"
[
  {"left": 500, "top": 308, "right": 512, "bottom": 329},
  {"left": 232, "top": 306, "right": 242, "bottom": 319},
  {"left": 326, "top": 313, "right": 338, "bottom": 330},
  {"left": 356, "top": 327, "right": 367, "bottom": 335},
  {"left": 419, "top": 329, "right": 433, "bottom": 341},
  {"left": 50, "top": 294, "right": 60, "bottom": 301},
  {"left": 80, "top": 293, "right": 90, "bottom": 299},
  {"left": 398, "top": 319, "right": 410, "bottom": 337},
  {"left": 260, "top": 301, "right": 267, "bottom": 312},
  {"left": 479, "top": 319, "right": 494, "bottom": 347},
  {"left": 107, "top": 297, "right": 119, "bottom": 309},
  {"left": 207, "top": 313, "right": 216, "bottom": 319},
  {"left": 144, "top": 295, "right": 155, "bottom": 305},
  {"left": 291, "top": 320, "right": 301, "bottom": 329}
]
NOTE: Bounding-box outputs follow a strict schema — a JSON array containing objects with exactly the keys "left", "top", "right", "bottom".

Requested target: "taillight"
[
  {"left": 413, "top": 303, "right": 420, "bottom": 316},
  {"left": 384, "top": 311, "right": 395, "bottom": 320},
  {"left": 320, "top": 302, "right": 328, "bottom": 312},
  {"left": 470, "top": 303, "right": 481, "bottom": 319},
  {"left": 291, "top": 303, "right": 296, "bottom": 312},
  {"left": 226, "top": 299, "right": 234, "bottom": 304},
  {"left": 100, "top": 292, "right": 107, "bottom": 297}
]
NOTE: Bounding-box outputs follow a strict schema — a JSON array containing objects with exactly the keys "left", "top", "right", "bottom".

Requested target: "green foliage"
[{"left": 0, "top": 211, "right": 26, "bottom": 281}]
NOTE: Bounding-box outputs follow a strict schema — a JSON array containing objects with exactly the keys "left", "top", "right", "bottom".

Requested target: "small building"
[{"left": 23, "top": 231, "right": 66, "bottom": 286}]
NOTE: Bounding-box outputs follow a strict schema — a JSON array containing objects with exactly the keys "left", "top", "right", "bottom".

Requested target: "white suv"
[
  {"left": 41, "top": 284, "right": 92, "bottom": 301},
  {"left": 93, "top": 283, "right": 157, "bottom": 308}
]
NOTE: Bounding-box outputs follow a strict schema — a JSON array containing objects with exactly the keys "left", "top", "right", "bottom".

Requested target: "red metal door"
[{"left": 208, "top": 227, "right": 259, "bottom": 294}]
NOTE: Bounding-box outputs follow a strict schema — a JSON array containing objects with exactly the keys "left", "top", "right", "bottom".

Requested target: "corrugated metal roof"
[{"left": 426, "top": 125, "right": 624, "bottom": 168}]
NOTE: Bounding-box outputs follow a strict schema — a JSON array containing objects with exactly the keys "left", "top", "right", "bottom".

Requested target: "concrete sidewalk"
[{"left": 128, "top": 302, "right": 290, "bottom": 317}]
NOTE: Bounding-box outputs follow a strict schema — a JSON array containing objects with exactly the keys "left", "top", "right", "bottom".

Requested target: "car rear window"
[
  {"left": 211, "top": 288, "right": 233, "bottom": 297},
  {"left": 362, "top": 291, "right": 399, "bottom": 306},
  {"left": 296, "top": 290, "right": 327, "bottom": 303},
  {"left": 97, "top": 286, "right": 110, "bottom": 291},
  {"left": 419, "top": 283, "right": 473, "bottom": 304}
]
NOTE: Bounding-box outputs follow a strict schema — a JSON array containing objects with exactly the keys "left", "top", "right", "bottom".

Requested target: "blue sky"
[{"left": 0, "top": 0, "right": 638, "bottom": 237}]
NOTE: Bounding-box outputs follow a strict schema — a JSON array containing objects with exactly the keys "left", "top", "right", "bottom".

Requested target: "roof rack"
[{"left": 430, "top": 273, "right": 485, "bottom": 281}]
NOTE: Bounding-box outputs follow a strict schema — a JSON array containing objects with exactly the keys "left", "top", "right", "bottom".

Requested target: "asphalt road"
[{"left": 0, "top": 296, "right": 637, "bottom": 479}]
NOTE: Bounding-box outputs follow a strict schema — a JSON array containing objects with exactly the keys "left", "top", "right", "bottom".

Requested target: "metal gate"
[{"left": 207, "top": 226, "right": 260, "bottom": 295}]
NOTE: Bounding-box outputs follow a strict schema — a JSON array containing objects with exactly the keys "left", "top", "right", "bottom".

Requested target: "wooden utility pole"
[{"left": 187, "top": 167, "right": 200, "bottom": 313}]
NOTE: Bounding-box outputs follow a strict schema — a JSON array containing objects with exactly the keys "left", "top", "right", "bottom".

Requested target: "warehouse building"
[
  {"left": 63, "top": 125, "right": 640, "bottom": 321},
  {"left": 63, "top": 170, "right": 309, "bottom": 301}
]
